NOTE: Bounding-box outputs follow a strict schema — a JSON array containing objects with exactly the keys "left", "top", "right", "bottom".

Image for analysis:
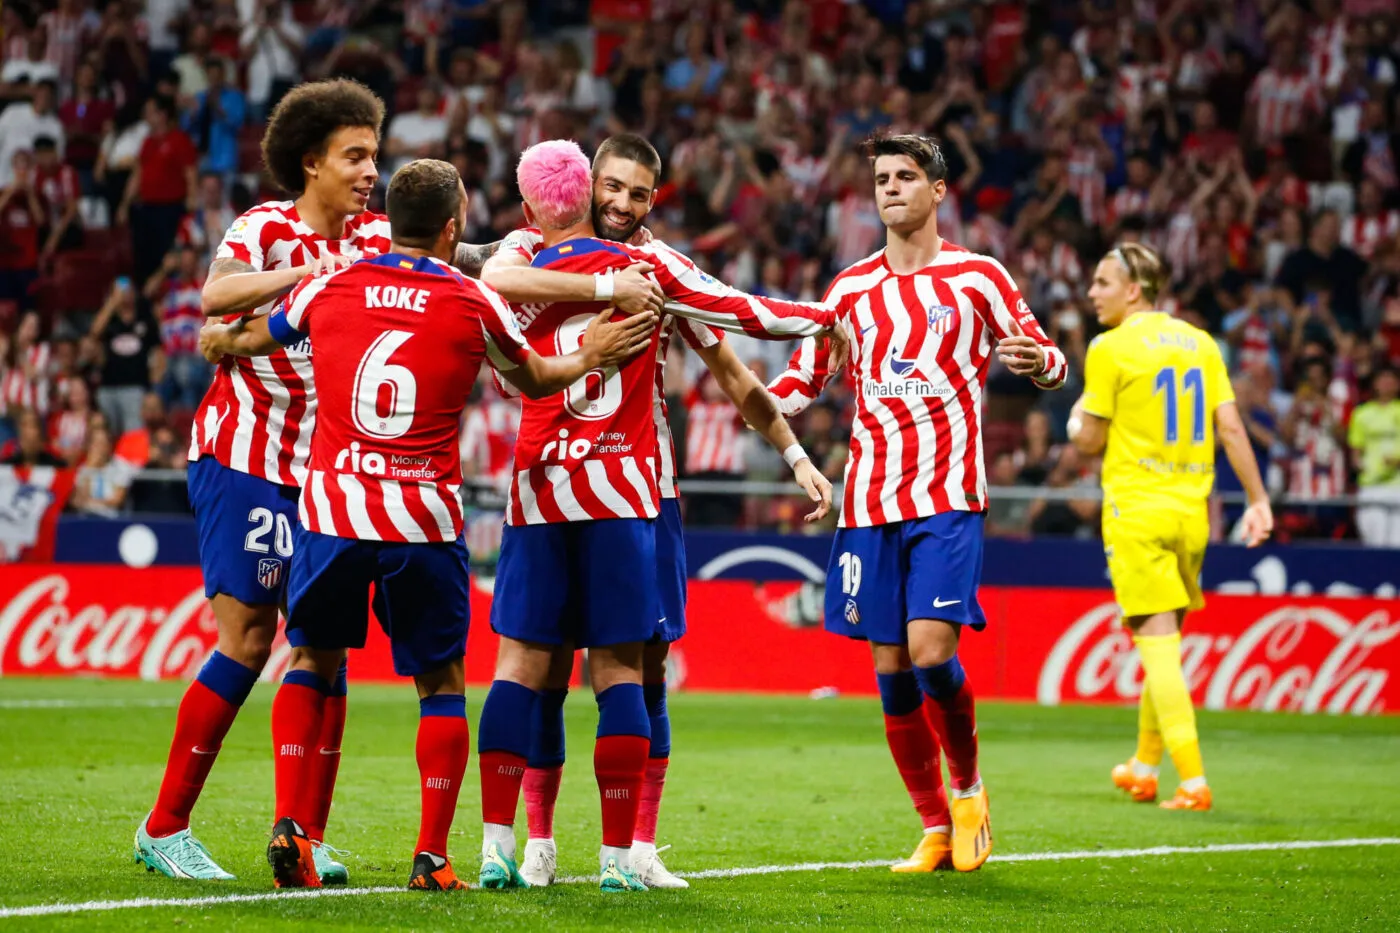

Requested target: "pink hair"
[{"left": 516, "top": 139, "right": 592, "bottom": 230}]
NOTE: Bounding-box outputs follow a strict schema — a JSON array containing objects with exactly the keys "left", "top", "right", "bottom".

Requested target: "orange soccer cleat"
[
  {"left": 1111, "top": 762, "right": 1160, "bottom": 803},
  {"left": 891, "top": 831, "right": 953, "bottom": 873},
  {"left": 408, "top": 852, "right": 469, "bottom": 891},
  {"left": 950, "top": 786, "right": 992, "bottom": 872},
  {"left": 1160, "top": 784, "right": 1212, "bottom": 811},
  {"left": 266, "top": 817, "right": 322, "bottom": 889}
]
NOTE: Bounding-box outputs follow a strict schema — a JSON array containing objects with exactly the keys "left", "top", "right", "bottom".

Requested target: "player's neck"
[
  {"left": 884, "top": 222, "right": 943, "bottom": 275},
  {"left": 295, "top": 192, "right": 349, "bottom": 241},
  {"left": 1119, "top": 303, "right": 1158, "bottom": 324},
  {"left": 539, "top": 219, "right": 597, "bottom": 249},
  {"left": 389, "top": 242, "right": 452, "bottom": 264}
]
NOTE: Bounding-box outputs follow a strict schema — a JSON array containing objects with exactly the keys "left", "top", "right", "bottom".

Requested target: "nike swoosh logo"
[
  {"left": 860, "top": 322, "right": 877, "bottom": 336},
  {"left": 318, "top": 748, "right": 342, "bottom": 756},
  {"left": 191, "top": 746, "right": 217, "bottom": 755},
  {"left": 932, "top": 598, "right": 962, "bottom": 609}
]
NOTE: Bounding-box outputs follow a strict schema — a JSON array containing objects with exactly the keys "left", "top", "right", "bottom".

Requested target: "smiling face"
[
  {"left": 304, "top": 125, "right": 380, "bottom": 217},
  {"left": 872, "top": 154, "right": 941, "bottom": 234},
  {"left": 591, "top": 154, "right": 657, "bottom": 243}
]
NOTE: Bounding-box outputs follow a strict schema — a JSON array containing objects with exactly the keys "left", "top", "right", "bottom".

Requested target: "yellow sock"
[
  {"left": 1135, "top": 683, "right": 1164, "bottom": 768},
  {"left": 1134, "top": 634, "right": 1204, "bottom": 783}
]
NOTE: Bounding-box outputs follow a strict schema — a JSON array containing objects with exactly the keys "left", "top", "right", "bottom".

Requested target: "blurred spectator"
[
  {"left": 1341, "top": 179, "right": 1400, "bottom": 260},
  {"left": 176, "top": 173, "right": 235, "bottom": 263},
  {"left": 0, "top": 408, "right": 65, "bottom": 467},
  {"left": 89, "top": 279, "right": 160, "bottom": 436},
  {"left": 387, "top": 82, "right": 450, "bottom": 175},
  {"left": 0, "top": 79, "right": 64, "bottom": 188},
  {"left": 57, "top": 60, "right": 116, "bottom": 184},
  {"left": 119, "top": 95, "right": 197, "bottom": 286},
  {"left": 1, "top": 311, "right": 53, "bottom": 418},
  {"left": 240, "top": 0, "right": 304, "bottom": 122},
  {"left": 1014, "top": 410, "right": 1062, "bottom": 484},
  {"left": 114, "top": 392, "right": 168, "bottom": 467},
  {"left": 986, "top": 450, "right": 1032, "bottom": 538},
  {"left": 34, "top": 136, "right": 82, "bottom": 265},
  {"left": 183, "top": 58, "right": 246, "bottom": 179},
  {"left": 95, "top": 100, "right": 149, "bottom": 219},
  {"left": 0, "top": 151, "right": 45, "bottom": 310},
  {"left": 70, "top": 424, "right": 131, "bottom": 516},
  {"left": 38, "top": 0, "right": 97, "bottom": 87},
  {"left": 143, "top": 244, "right": 210, "bottom": 410},
  {"left": 664, "top": 24, "right": 724, "bottom": 119},
  {"left": 1, "top": 25, "right": 59, "bottom": 94},
  {"left": 94, "top": 0, "right": 150, "bottom": 104},
  {"left": 49, "top": 377, "right": 94, "bottom": 465},
  {"left": 684, "top": 372, "right": 745, "bottom": 527},
  {"left": 1276, "top": 210, "right": 1368, "bottom": 329},
  {"left": 1349, "top": 366, "right": 1400, "bottom": 546},
  {"left": 1027, "top": 447, "right": 1100, "bottom": 538},
  {"left": 172, "top": 22, "right": 214, "bottom": 102}
]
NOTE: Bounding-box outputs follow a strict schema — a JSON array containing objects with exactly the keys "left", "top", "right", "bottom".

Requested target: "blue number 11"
[{"left": 1154, "top": 366, "right": 1205, "bottom": 444}]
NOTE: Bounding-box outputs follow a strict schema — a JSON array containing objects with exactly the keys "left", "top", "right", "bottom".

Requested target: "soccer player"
[
  {"left": 1069, "top": 243, "right": 1273, "bottom": 812},
  {"left": 198, "top": 158, "right": 655, "bottom": 890},
  {"left": 475, "top": 140, "right": 833, "bottom": 894},
  {"left": 479, "top": 133, "right": 833, "bottom": 889},
  {"left": 763, "top": 135, "right": 1069, "bottom": 873}
]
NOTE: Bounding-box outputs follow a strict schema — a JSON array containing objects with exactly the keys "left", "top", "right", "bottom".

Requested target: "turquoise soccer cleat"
[
  {"left": 478, "top": 841, "right": 528, "bottom": 890},
  {"left": 134, "top": 816, "right": 236, "bottom": 881},
  {"left": 312, "top": 841, "right": 349, "bottom": 885},
  {"left": 599, "top": 856, "right": 648, "bottom": 893}
]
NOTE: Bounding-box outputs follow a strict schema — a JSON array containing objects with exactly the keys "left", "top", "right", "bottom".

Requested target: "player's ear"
[
  {"left": 521, "top": 201, "right": 537, "bottom": 227},
  {"left": 931, "top": 178, "right": 946, "bottom": 204}
]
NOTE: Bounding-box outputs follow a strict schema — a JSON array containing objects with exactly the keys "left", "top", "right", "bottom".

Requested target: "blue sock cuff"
[
  {"left": 595, "top": 683, "right": 650, "bottom": 739},
  {"left": 913, "top": 656, "right": 966, "bottom": 701},
  {"left": 876, "top": 670, "right": 922, "bottom": 716},
  {"left": 527, "top": 688, "right": 569, "bottom": 769},
  {"left": 478, "top": 679, "right": 538, "bottom": 757},
  {"left": 283, "top": 668, "right": 333, "bottom": 695},
  {"left": 195, "top": 651, "right": 259, "bottom": 707},
  {"left": 643, "top": 681, "right": 670, "bottom": 759},
  {"left": 330, "top": 660, "right": 348, "bottom": 698},
  {"left": 420, "top": 694, "right": 466, "bottom": 718}
]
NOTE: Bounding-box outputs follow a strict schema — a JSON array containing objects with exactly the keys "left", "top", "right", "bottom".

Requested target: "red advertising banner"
[{"left": 2, "top": 566, "right": 1397, "bottom": 715}]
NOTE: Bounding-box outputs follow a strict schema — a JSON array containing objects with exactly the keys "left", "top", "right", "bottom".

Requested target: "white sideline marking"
[
  {"left": 0, "top": 698, "right": 178, "bottom": 710},
  {"left": 1, "top": 837, "right": 1396, "bottom": 919}
]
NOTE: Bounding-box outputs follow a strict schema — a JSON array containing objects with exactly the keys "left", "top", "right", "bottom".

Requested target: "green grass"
[{"left": 1, "top": 678, "right": 1398, "bottom": 931}]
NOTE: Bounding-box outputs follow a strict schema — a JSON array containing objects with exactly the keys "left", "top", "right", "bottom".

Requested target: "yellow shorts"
[{"left": 1102, "top": 501, "right": 1208, "bottom": 619}]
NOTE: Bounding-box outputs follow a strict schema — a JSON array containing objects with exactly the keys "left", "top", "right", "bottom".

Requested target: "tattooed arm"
[
  {"left": 452, "top": 240, "right": 503, "bottom": 278},
  {"left": 201, "top": 255, "right": 349, "bottom": 317}
]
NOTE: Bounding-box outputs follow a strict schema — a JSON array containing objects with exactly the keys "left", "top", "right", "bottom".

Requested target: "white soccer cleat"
[
  {"left": 519, "top": 838, "right": 557, "bottom": 887},
  {"left": 630, "top": 842, "right": 689, "bottom": 889}
]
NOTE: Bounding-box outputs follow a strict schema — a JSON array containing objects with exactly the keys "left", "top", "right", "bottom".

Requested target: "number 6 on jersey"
[{"left": 353, "top": 330, "right": 417, "bottom": 439}]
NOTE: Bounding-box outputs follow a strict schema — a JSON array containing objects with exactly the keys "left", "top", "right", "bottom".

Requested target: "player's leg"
[
  {"left": 1112, "top": 682, "right": 1163, "bottom": 802},
  {"left": 520, "top": 643, "right": 574, "bottom": 887},
  {"left": 408, "top": 660, "right": 470, "bottom": 891},
  {"left": 136, "top": 458, "right": 285, "bottom": 881},
  {"left": 905, "top": 513, "right": 991, "bottom": 872},
  {"left": 304, "top": 656, "right": 349, "bottom": 883}
]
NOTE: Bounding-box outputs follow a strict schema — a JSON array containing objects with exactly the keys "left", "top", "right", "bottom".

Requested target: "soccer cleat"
[
  {"left": 478, "top": 841, "right": 528, "bottom": 890},
  {"left": 890, "top": 831, "right": 952, "bottom": 873},
  {"left": 266, "top": 817, "right": 321, "bottom": 889},
  {"left": 630, "top": 842, "right": 689, "bottom": 889},
  {"left": 950, "top": 786, "right": 992, "bottom": 872},
  {"left": 519, "top": 838, "right": 558, "bottom": 887},
  {"left": 1160, "top": 784, "right": 1213, "bottom": 811},
  {"left": 312, "top": 841, "right": 350, "bottom": 885},
  {"left": 408, "top": 851, "right": 468, "bottom": 891},
  {"left": 133, "top": 816, "right": 236, "bottom": 881},
  {"left": 599, "top": 856, "right": 648, "bottom": 893},
  {"left": 1111, "top": 762, "right": 1159, "bottom": 803}
]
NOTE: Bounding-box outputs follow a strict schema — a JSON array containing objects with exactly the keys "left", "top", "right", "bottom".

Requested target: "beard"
[{"left": 591, "top": 202, "right": 641, "bottom": 243}]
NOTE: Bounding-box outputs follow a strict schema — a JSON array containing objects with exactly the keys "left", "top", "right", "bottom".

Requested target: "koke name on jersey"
[{"left": 364, "top": 284, "right": 431, "bottom": 312}]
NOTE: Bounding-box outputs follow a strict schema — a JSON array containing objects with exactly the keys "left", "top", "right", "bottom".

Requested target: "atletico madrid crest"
[
  {"left": 927, "top": 304, "right": 956, "bottom": 335},
  {"left": 257, "top": 558, "right": 283, "bottom": 590},
  {"left": 844, "top": 598, "right": 861, "bottom": 625}
]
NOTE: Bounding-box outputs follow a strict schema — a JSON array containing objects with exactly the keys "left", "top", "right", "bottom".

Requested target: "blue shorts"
[
  {"left": 655, "top": 498, "right": 687, "bottom": 643},
  {"left": 286, "top": 526, "right": 471, "bottom": 677},
  {"left": 187, "top": 456, "right": 299, "bottom": 606},
  {"left": 492, "top": 518, "right": 658, "bottom": 648},
  {"left": 824, "top": 512, "right": 987, "bottom": 644}
]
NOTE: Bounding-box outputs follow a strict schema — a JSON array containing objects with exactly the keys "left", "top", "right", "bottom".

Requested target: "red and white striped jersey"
[
  {"left": 684, "top": 395, "right": 744, "bottom": 474},
  {"left": 1163, "top": 210, "right": 1200, "bottom": 279},
  {"left": 1309, "top": 15, "right": 1348, "bottom": 88},
  {"left": 1247, "top": 68, "right": 1324, "bottom": 144},
  {"left": 508, "top": 237, "right": 824, "bottom": 525},
  {"left": 963, "top": 214, "right": 1009, "bottom": 259},
  {"left": 1340, "top": 210, "right": 1400, "bottom": 259},
  {"left": 1067, "top": 144, "right": 1107, "bottom": 226},
  {"left": 275, "top": 253, "right": 531, "bottom": 543},
  {"left": 187, "top": 201, "right": 391, "bottom": 485},
  {"left": 1, "top": 342, "right": 52, "bottom": 416},
  {"left": 766, "top": 243, "right": 1067, "bottom": 528},
  {"left": 1109, "top": 185, "right": 1153, "bottom": 226}
]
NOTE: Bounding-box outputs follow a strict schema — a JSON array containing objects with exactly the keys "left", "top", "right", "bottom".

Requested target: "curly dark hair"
[{"left": 261, "top": 79, "right": 385, "bottom": 194}]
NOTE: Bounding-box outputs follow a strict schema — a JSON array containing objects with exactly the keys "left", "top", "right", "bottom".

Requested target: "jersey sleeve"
[
  {"left": 673, "top": 315, "right": 725, "bottom": 351},
  {"left": 978, "top": 255, "right": 1068, "bottom": 390},
  {"left": 640, "top": 242, "right": 835, "bottom": 339},
  {"left": 501, "top": 226, "right": 543, "bottom": 262},
  {"left": 1079, "top": 334, "right": 1118, "bottom": 421},
  {"left": 767, "top": 336, "right": 838, "bottom": 416},
  {"left": 269, "top": 273, "right": 330, "bottom": 343},
  {"left": 474, "top": 281, "right": 533, "bottom": 373},
  {"left": 214, "top": 209, "right": 270, "bottom": 269}
]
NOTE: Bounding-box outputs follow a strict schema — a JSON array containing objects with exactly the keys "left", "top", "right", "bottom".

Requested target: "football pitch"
[{"left": 1, "top": 679, "right": 1396, "bottom": 931}]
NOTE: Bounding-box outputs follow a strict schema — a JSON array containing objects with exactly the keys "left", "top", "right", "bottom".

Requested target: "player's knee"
[
  {"left": 415, "top": 657, "right": 465, "bottom": 698},
  {"left": 869, "top": 642, "right": 910, "bottom": 675},
  {"left": 214, "top": 600, "right": 278, "bottom": 670},
  {"left": 642, "top": 642, "right": 669, "bottom": 684},
  {"left": 907, "top": 620, "right": 959, "bottom": 669},
  {"left": 589, "top": 643, "right": 644, "bottom": 693}
]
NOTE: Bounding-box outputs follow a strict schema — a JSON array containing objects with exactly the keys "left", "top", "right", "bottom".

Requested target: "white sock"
[
  {"left": 923, "top": 824, "right": 951, "bottom": 836},
  {"left": 600, "top": 844, "right": 631, "bottom": 874},
  {"left": 952, "top": 779, "right": 983, "bottom": 799},
  {"left": 1180, "top": 776, "right": 1207, "bottom": 793},
  {"left": 525, "top": 836, "right": 555, "bottom": 849},
  {"left": 1130, "top": 758, "right": 1160, "bottom": 779},
  {"left": 631, "top": 840, "right": 656, "bottom": 857},
  {"left": 483, "top": 823, "right": 516, "bottom": 860}
]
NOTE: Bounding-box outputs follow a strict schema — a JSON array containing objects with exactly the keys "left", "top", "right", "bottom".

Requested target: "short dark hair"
[
  {"left": 386, "top": 159, "right": 462, "bottom": 248},
  {"left": 150, "top": 94, "right": 178, "bottom": 121},
  {"left": 864, "top": 134, "right": 948, "bottom": 182},
  {"left": 32, "top": 136, "right": 57, "bottom": 152},
  {"left": 262, "top": 79, "right": 385, "bottom": 194},
  {"left": 592, "top": 133, "right": 662, "bottom": 184}
]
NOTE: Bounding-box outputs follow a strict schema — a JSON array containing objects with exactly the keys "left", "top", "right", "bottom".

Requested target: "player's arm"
[
  {"left": 1216, "top": 403, "right": 1274, "bottom": 548},
  {"left": 1068, "top": 398, "right": 1109, "bottom": 456},
  {"left": 200, "top": 274, "right": 328, "bottom": 359},
  {"left": 981, "top": 258, "right": 1068, "bottom": 389},
  {"left": 1068, "top": 335, "right": 1114, "bottom": 455},
  {"left": 695, "top": 336, "right": 833, "bottom": 522},
  {"left": 481, "top": 247, "right": 666, "bottom": 316},
  {"left": 493, "top": 305, "right": 657, "bottom": 399},
  {"left": 767, "top": 333, "right": 847, "bottom": 417},
  {"left": 201, "top": 254, "right": 348, "bottom": 318}
]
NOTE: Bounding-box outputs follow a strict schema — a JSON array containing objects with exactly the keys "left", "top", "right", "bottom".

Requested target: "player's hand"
[
  {"left": 612, "top": 262, "right": 665, "bottom": 316},
  {"left": 824, "top": 328, "right": 851, "bottom": 373},
  {"left": 198, "top": 320, "right": 232, "bottom": 363},
  {"left": 627, "top": 225, "right": 654, "bottom": 247},
  {"left": 794, "top": 457, "right": 833, "bottom": 523},
  {"left": 302, "top": 253, "right": 352, "bottom": 278},
  {"left": 996, "top": 316, "right": 1046, "bottom": 377},
  {"left": 1240, "top": 499, "right": 1274, "bottom": 548},
  {"left": 582, "top": 306, "right": 656, "bottom": 368}
]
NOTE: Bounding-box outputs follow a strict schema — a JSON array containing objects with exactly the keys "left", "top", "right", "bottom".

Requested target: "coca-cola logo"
[
  {"left": 1038, "top": 601, "right": 1400, "bottom": 715},
  {"left": 0, "top": 574, "right": 218, "bottom": 680}
]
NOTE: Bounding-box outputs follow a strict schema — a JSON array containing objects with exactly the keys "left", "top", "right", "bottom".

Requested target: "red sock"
[
  {"left": 304, "top": 694, "right": 346, "bottom": 843},
  {"left": 147, "top": 681, "right": 240, "bottom": 837},
  {"left": 925, "top": 688, "right": 980, "bottom": 792},
  {"left": 884, "top": 709, "right": 951, "bottom": 830},
  {"left": 594, "top": 735, "right": 649, "bottom": 848},
  {"left": 271, "top": 682, "right": 327, "bottom": 826},
  {"left": 632, "top": 758, "right": 668, "bottom": 844},
  {"left": 524, "top": 766, "right": 563, "bottom": 840},
  {"left": 479, "top": 751, "right": 527, "bottom": 826},
  {"left": 414, "top": 714, "right": 470, "bottom": 857}
]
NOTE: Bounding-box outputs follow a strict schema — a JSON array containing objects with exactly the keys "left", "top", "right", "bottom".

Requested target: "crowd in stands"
[{"left": 1, "top": 0, "right": 1399, "bottom": 545}]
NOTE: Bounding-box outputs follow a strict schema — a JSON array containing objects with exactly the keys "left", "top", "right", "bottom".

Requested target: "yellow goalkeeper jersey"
[{"left": 1079, "top": 311, "right": 1234, "bottom": 510}]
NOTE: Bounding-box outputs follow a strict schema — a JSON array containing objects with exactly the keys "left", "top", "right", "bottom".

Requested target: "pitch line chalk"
[{"left": 2, "top": 837, "right": 1396, "bottom": 919}]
